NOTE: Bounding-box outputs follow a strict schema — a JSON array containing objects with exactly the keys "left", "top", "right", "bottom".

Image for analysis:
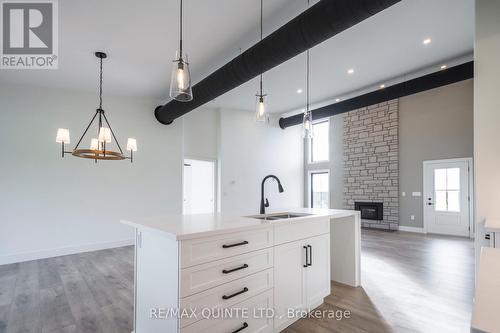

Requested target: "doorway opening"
[
  {"left": 423, "top": 158, "right": 473, "bottom": 237},
  {"left": 183, "top": 158, "right": 216, "bottom": 214}
]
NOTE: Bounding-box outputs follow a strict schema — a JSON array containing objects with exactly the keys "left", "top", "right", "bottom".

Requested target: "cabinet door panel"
[
  {"left": 305, "top": 233, "right": 331, "bottom": 309},
  {"left": 273, "top": 239, "right": 307, "bottom": 331}
]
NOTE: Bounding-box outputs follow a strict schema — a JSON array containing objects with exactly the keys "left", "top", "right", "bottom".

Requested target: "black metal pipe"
[
  {"left": 155, "top": 0, "right": 401, "bottom": 125},
  {"left": 279, "top": 61, "right": 474, "bottom": 129}
]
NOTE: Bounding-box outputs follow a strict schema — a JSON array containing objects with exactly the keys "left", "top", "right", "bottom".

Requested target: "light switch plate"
[
  {"left": 402, "top": 192, "right": 406, "bottom": 197},
  {"left": 410, "top": 215, "right": 415, "bottom": 220},
  {"left": 412, "top": 192, "right": 422, "bottom": 197}
]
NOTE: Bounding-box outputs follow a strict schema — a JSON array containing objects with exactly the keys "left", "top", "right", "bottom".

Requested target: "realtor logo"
[{"left": 1, "top": 0, "right": 58, "bottom": 69}]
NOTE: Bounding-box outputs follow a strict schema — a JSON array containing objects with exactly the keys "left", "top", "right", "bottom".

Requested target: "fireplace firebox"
[{"left": 354, "top": 202, "right": 383, "bottom": 221}]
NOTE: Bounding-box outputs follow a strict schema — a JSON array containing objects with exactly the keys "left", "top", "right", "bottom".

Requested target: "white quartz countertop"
[
  {"left": 121, "top": 208, "right": 359, "bottom": 240},
  {"left": 484, "top": 219, "right": 500, "bottom": 232},
  {"left": 471, "top": 247, "right": 500, "bottom": 333}
]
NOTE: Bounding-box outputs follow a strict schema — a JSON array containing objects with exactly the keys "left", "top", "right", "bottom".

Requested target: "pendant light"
[
  {"left": 170, "top": 0, "right": 193, "bottom": 102},
  {"left": 255, "top": 0, "right": 267, "bottom": 122},
  {"left": 56, "top": 52, "right": 137, "bottom": 163},
  {"left": 302, "top": 48, "right": 313, "bottom": 138},
  {"left": 302, "top": 0, "right": 313, "bottom": 139}
]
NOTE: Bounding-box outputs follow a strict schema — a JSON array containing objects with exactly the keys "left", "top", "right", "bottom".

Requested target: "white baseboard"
[
  {"left": 0, "top": 239, "right": 134, "bottom": 266},
  {"left": 398, "top": 226, "right": 426, "bottom": 233}
]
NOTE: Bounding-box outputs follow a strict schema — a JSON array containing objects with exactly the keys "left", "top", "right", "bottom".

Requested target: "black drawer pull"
[
  {"left": 231, "top": 322, "right": 248, "bottom": 333},
  {"left": 307, "top": 245, "right": 312, "bottom": 266},
  {"left": 303, "top": 246, "right": 308, "bottom": 267},
  {"left": 222, "top": 287, "right": 248, "bottom": 300},
  {"left": 222, "top": 264, "right": 248, "bottom": 274},
  {"left": 222, "top": 241, "right": 249, "bottom": 249}
]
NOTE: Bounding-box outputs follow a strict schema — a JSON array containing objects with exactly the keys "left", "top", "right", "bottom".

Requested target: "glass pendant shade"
[
  {"left": 126, "top": 138, "right": 138, "bottom": 152},
  {"left": 56, "top": 128, "right": 70, "bottom": 144},
  {"left": 302, "top": 112, "right": 313, "bottom": 139},
  {"left": 170, "top": 52, "right": 193, "bottom": 102},
  {"left": 255, "top": 95, "right": 267, "bottom": 122}
]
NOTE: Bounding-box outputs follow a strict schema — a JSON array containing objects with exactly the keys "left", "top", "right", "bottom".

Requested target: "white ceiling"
[{"left": 0, "top": 0, "right": 474, "bottom": 115}]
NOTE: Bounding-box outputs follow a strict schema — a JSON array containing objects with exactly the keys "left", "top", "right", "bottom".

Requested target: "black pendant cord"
[
  {"left": 98, "top": 55, "right": 105, "bottom": 155},
  {"left": 305, "top": 0, "right": 310, "bottom": 115},
  {"left": 259, "top": 0, "right": 263, "bottom": 97},
  {"left": 306, "top": 49, "right": 310, "bottom": 114},
  {"left": 179, "top": 0, "right": 183, "bottom": 58},
  {"left": 99, "top": 56, "right": 103, "bottom": 109}
]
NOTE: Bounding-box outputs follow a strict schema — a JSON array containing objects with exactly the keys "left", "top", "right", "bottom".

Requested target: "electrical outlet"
[
  {"left": 410, "top": 215, "right": 415, "bottom": 221},
  {"left": 402, "top": 192, "right": 406, "bottom": 197}
]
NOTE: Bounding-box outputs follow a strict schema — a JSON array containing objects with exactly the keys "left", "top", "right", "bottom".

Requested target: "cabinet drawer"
[
  {"left": 180, "top": 248, "right": 273, "bottom": 297},
  {"left": 274, "top": 217, "right": 330, "bottom": 245},
  {"left": 180, "top": 268, "right": 273, "bottom": 328},
  {"left": 181, "top": 289, "right": 274, "bottom": 333},
  {"left": 180, "top": 227, "right": 273, "bottom": 268}
]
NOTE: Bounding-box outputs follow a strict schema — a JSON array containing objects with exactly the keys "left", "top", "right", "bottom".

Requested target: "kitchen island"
[{"left": 121, "top": 208, "right": 361, "bottom": 333}]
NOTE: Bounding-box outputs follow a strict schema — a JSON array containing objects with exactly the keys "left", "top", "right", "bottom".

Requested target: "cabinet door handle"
[
  {"left": 222, "top": 241, "right": 249, "bottom": 249},
  {"left": 231, "top": 322, "right": 249, "bottom": 333},
  {"left": 222, "top": 287, "right": 249, "bottom": 300},
  {"left": 303, "top": 246, "right": 308, "bottom": 267},
  {"left": 307, "top": 245, "right": 312, "bottom": 266},
  {"left": 222, "top": 264, "right": 249, "bottom": 274}
]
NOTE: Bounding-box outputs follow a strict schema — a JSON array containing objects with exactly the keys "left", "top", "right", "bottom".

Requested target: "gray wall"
[
  {"left": 308, "top": 79, "right": 473, "bottom": 229},
  {"left": 399, "top": 79, "right": 473, "bottom": 228}
]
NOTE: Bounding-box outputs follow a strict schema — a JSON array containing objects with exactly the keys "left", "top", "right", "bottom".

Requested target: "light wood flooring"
[{"left": 0, "top": 230, "right": 474, "bottom": 333}]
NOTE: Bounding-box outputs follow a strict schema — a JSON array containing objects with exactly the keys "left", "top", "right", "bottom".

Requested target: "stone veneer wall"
[{"left": 343, "top": 99, "right": 399, "bottom": 229}]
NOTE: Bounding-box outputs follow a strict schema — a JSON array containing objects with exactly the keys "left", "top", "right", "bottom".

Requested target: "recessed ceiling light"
[
  {"left": 335, "top": 98, "right": 341, "bottom": 102},
  {"left": 423, "top": 38, "right": 432, "bottom": 45},
  {"left": 297, "top": 89, "right": 303, "bottom": 94},
  {"left": 347, "top": 68, "right": 354, "bottom": 74},
  {"left": 380, "top": 84, "right": 385, "bottom": 89},
  {"left": 440, "top": 64, "right": 447, "bottom": 70}
]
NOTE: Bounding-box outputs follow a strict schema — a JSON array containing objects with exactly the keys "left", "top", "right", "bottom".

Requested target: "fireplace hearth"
[{"left": 354, "top": 202, "right": 383, "bottom": 221}]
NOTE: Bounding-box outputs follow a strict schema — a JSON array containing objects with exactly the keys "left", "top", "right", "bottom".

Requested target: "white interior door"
[
  {"left": 183, "top": 159, "right": 215, "bottom": 214},
  {"left": 424, "top": 159, "right": 471, "bottom": 237}
]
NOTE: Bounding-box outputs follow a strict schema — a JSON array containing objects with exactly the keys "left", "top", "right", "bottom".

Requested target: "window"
[
  {"left": 310, "top": 171, "right": 329, "bottom": 208},
  {"left": 434, "top": 168, "right": 460, "bottom": 212},
  {"left": 310, "top": 120, "right": 329, "bottom": 163}
]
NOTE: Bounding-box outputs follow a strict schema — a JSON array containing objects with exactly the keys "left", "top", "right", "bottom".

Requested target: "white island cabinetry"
[{"left": 123, "top": 208, "right": 360, "bottom": 333}]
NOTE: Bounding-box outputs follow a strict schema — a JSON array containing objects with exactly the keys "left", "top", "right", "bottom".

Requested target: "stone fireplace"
[{"left": 343, "top": 100, "right": 399, "bottom": 229}]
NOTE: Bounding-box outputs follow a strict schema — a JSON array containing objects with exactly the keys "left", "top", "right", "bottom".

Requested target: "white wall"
[
  {"left": 0, "top": 83, "right": 183, "bottom": 265},
  {"left": 219, "top": 110, "right": 304, "bottom": 213},
  {"left": 182, "top": 108, "right": 218, "bottom": 160},
  {"left": 0, "top": 83, "right": 305, "bottom": 264},
  {"left": 474, "top": 1, "right": 500, "bottom": 260}
]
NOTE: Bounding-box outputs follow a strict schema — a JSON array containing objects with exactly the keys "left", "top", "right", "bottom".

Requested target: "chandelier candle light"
[
  {"left": 170, "top": 0, "right": 193, "bottom": 102},
  {"left": 255, "top": 0, "right": 267, "bottom": 122},
  {"left": 56, "top": 52, "right": 137, "bottom": 163}
]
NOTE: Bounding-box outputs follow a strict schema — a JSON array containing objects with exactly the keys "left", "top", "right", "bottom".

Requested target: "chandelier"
[{"left": 56, "top": 52, "right": 137, "bottom": 163}]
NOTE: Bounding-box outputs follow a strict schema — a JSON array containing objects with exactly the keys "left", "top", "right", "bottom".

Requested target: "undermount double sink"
[{"left": 247, "top": 212, "right": 313, "bottom": 221}]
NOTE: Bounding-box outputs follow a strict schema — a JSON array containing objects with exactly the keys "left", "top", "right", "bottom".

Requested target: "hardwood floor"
[
  {"left": 285, "top": 230, "right": 475, "bottom": 333},
  {"left": 0, "top": 230, "right": 474, "bottom": 333}
]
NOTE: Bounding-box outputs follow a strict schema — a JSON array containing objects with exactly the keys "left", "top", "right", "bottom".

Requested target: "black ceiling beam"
[
  {"left": 155, "top": 0, "right": 401, "bottom": 125},
  {"left": 279, "top": 61, "right": 474, "bottom": 129}
]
